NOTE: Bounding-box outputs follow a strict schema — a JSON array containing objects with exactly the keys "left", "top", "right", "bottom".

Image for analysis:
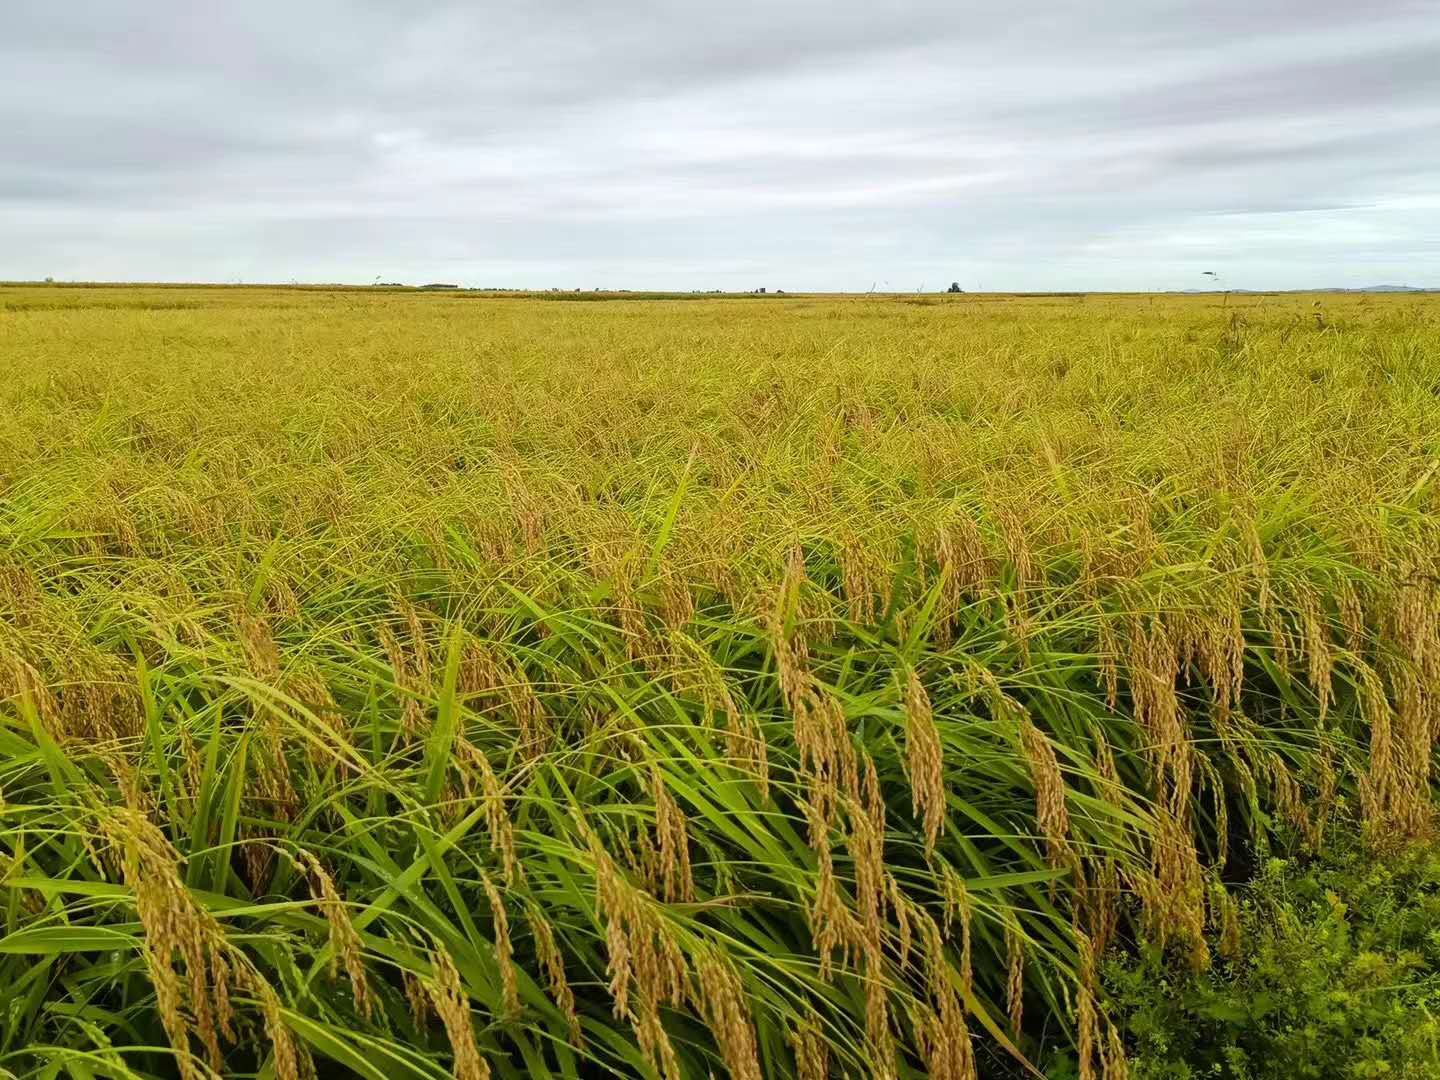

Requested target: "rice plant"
[{"left": 0, "top": 285, "right": 1436, "bottom": 1079}]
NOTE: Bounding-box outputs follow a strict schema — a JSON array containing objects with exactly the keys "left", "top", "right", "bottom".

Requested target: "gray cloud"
[{"left": 4, "top": 0, "right": 1439, "bottom": 290}]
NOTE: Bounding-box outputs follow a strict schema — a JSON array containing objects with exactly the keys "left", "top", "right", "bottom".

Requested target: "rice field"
[{"left": 1, "top": 285, "right": 1437, "bottom": 1079}]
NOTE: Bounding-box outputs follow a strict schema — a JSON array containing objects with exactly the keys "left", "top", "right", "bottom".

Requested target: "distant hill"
[
  {"left": 1345, "top": 284, "right": 1432, "bottom": 292},
  {"left": 1179, "top": 285, "right": 1434, "bottom": 294}
]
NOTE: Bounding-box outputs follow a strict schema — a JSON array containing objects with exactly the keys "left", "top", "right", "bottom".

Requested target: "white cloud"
[{"left": 3, "top": 0, "right": 1439, "bottom": 290}]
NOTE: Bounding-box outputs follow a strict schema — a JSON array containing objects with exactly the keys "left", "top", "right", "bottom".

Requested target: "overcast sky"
[{"left": 5, "top": 1, "right": 1440, "bottom": 291}]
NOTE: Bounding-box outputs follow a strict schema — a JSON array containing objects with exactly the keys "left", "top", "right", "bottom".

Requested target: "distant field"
[{"left": 1, "top": 286, "right": 1437, "bottom": 1079}]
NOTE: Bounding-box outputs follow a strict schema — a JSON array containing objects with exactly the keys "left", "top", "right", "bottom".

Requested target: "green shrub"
[{"left": 1100, "top": 831, "right": 1440, "bottom": 1079}]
